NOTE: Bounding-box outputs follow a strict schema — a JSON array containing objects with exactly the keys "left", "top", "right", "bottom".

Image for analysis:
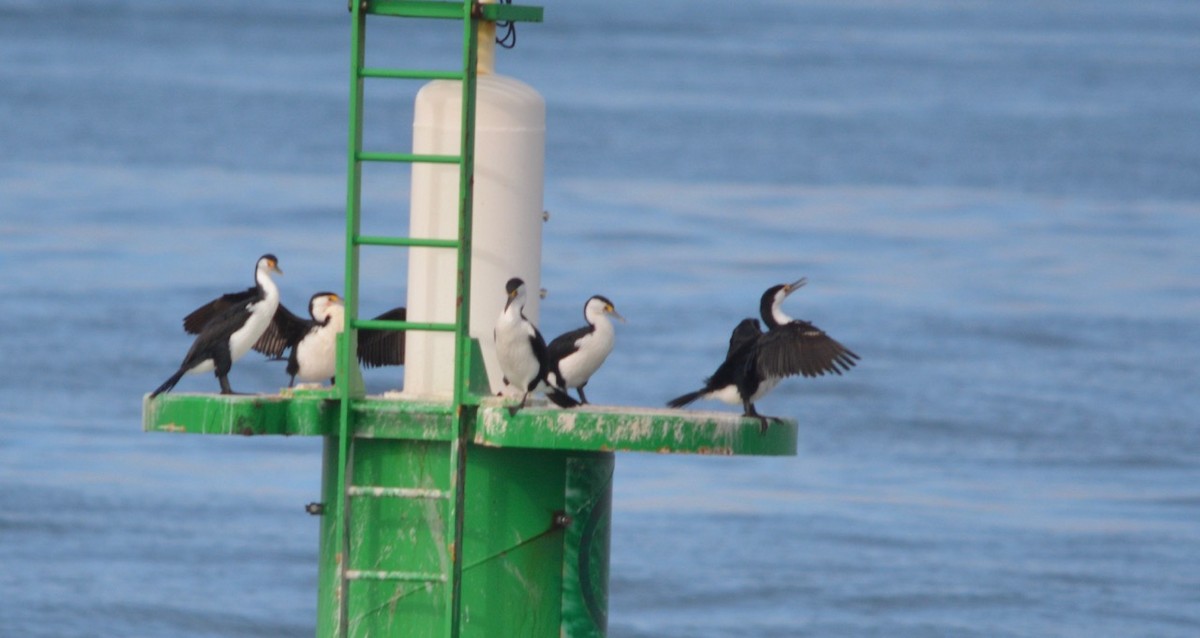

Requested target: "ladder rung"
[
  {"left": 357, "top": 151, "right": 461, "bottom": 164},
  {"left": 360, "top": 67, "right": 464, "bottom": 81},
  {"left": 355, "top": 235, "right": 460, "bottom": 249},
  {"left": 352, "top": 319, "right": 456, "bottom": 333},
  {"left": 365, "top": 0, "right": 463, "bottom": 19},
  {"left": 347, "top": 486, "right": 450, "bottom": 499},
  {"left": 364, "top": 0, "right": 544, "bottom": 23},
  {"left": 345, "top": 569, "right": 448, "bottom": 583}
]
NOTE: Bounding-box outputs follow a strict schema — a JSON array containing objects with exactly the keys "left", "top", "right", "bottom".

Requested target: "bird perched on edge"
[
  {"left": 546, "top": 295, "right": 624, "bottom": 404},
  {"left": 150, "top": 254, "right": 283, "bottom": 397},
  {"left": 248, "top": 292, "right": 407, "bottom": 387},
  {"left": 667, "top": 277, "right": 860, "bottom": 430},
  {"left": 493, "top": 277, "right": 579, "bottom": 415}
]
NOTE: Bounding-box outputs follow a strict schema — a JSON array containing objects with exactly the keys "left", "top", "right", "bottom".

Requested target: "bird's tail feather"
[
  {"left": 150, "top": 368, "right": 186, "bottom": 399},
  {"left": 545, "top": 387, "right": 580, "bottom": 409},
  {"left": 667, "top": 390, "right": 704, "bottom": 409}
]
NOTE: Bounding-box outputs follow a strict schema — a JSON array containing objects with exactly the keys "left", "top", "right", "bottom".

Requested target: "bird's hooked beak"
[
  {"left": 607, "top": 305, "right": 627, "bottom": 323},
  {"left": 784, "top": 277, "right": 807, "bottom": 295},
  {"left": 270, "top": 260, "right": 284, "bottom": 276}
]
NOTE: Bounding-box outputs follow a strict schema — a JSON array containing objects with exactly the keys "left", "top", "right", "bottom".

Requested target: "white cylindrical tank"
[{"left": 404, "top": 73, "right": 545, "bottom": 399}]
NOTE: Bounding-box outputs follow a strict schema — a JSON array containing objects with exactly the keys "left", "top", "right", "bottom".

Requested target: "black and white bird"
[
  {"left": 150, "top": 254, "right": 283, "bottom": 397},
  {"left": 666, "top": 318, "right": 766, "bottom": 419},
  {"left": 493, "top": 277, "right": 578, "bottom": 415},
  {"left": 546, "top": 295, "right": 624, "bottom": 404},
  {"left": 250, "top": 293, "right": 407, "bottom": 387},
  {"left": 668, "top": 277, "right": 859, "bottom": 429},
  {"left": 755, "top": 277, "right": 859, "bottom": 380}
]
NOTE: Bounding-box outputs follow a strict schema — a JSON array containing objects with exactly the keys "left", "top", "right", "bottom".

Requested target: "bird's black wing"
[
  {"left": 358, "top": 307, "right": 407, "bottom": 368},
  {"left": 546, "top": 325, "right": 590, "bottom": 366},
  {"left": 726, "top": 318, "right": 764, "bottom": 359},
  {"left": 253, "top": 303, "right": 311, "bottom": 359},
  {"left": 530, "top": 326, "right": 551, "bottom": 368},
  {"left": 527, "top": 318, "right": 563, "bottom": 391},
  {"left": 755, "top": 321, "right": 860, "bottom": 379},
  {"left": 182, "top": 288, "right": 258, "bottom": 334},
  {"left": 669, "top": 321, "right": 761, "bottom": 409},
  {"left": 179, "top": 300, "right": 259, "bottom": 367}
]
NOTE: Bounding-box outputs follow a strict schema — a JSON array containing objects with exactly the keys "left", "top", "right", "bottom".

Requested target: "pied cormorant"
[
  {"left": 666, "top": 318, "right": 766, "bottom": 421},
  {"left": 150, "top": 254, "right": 282, "bottom": 397},
  {"left": 546, "top": 295, "right": 624, "bottom": 404},
  {"left": 493, "top": 277, "right": 578, "bottom": 415},
  {"left": 252, "top": 292, "right": 406, "bottom": 387},
  {"left": 668, "top": 277, "right": 859, "bottom": 429}
]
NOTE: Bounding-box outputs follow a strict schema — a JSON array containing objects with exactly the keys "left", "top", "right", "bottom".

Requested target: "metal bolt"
[
  {"left": 542, "top": 210, "right": 551, "bottom": 222},
  {"left": 552, "top": 511, "right": 572, "bottom": 528},
  {"left": 305, "top": 502, "right": 325, "bottom": 516}
]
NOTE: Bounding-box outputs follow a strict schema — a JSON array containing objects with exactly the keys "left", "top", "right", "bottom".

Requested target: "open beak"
[{"left": 784, "top": 277, "right": 807, "bottom": 294}]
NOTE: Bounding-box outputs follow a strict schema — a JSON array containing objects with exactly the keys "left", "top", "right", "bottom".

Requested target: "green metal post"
[
  {"left": 332, "top": 0, "right": 368, "bottom": 635},
  {"left": 445, "top": 9, "right": 480, "bottom": 633}
]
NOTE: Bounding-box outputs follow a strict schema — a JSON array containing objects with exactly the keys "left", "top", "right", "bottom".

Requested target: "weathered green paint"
[
  {"left": 143, "top": 391, "right": 796, "bottom": 638},
  {"left": 142, "top": 393, "right": 798, "bottom": 456},
  {"left": 478, "top": 403, "right": 799, "bottom": 456},
  {"left": 308, "top": 434, "right": 614, "bottom": 637},
  {"left": 142, "top": 391, "right": 328, "bottom": 436},
  {"left": 562, "top": 455, "right": 614, "bottom": 637}
]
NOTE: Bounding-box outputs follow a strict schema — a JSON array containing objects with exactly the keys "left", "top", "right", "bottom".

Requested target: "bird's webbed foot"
[
  {"left": 743, "top": 403, "right": 779, "bottom": 434},
  {"left": 507, "top": 392, "right": 529, "bottom": 417}
]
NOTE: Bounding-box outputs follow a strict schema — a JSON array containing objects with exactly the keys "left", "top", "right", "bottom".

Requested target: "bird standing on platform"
[
  {"left": 150, "top": 254, "right": 283, "bottom": 397},
  {"left": 667, "top": 277, "right": 859, "bottom": 430},
  {"left": 494, "top": 277, "right": 578, "bottom": 415},
  {"left": 546, "top": 295, "right": 624, "bottom": 404},
  {"left": 666, "top": 318, "right": 767, "bottom": 422},
  {"left": 252, "top": 292, "right": 407, "bottom": 388}
]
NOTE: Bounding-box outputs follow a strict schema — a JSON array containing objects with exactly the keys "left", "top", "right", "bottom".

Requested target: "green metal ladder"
[{"left": 331, "top": 1, "right": 542, "bottom": 636}]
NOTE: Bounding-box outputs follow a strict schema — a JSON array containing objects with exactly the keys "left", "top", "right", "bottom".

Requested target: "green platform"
[{"left": 143, "top": 392, "right": 798, "bottom": 455}]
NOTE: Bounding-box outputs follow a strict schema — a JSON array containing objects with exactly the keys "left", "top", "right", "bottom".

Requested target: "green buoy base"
[{"left": 143, "top": 392, "right": 796, "bottom": 637}]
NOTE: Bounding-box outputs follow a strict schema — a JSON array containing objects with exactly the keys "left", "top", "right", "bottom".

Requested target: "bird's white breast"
[
  {"left": 495, "top": 309, "right": 540, "bottom": 390},
  {"left": 558, "top": 322, "right": 614, "bottom": 388},
  {"left": 229, "top": 283, "right": 279, "bottom": 361},
  {"left": 295, "top": 324, "right": 339, "bottom": 382}
]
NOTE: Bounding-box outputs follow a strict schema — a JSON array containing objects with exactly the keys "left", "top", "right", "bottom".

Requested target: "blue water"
[{"left": 2, "top": 0, "right": 1199, "bottom": 636}]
